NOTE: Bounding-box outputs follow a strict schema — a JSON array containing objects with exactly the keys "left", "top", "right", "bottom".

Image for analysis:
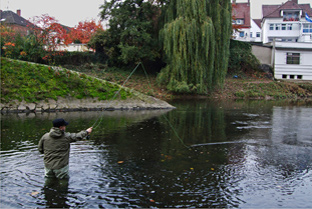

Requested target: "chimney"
[{"left": 17, "top": 9, "right": 21, "bottom": 16}]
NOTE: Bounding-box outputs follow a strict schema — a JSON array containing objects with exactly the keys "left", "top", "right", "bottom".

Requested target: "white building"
[
  {"left": 260, "top": 0, "right": 312, "bottom": 81},
  {"left": 232, "top": 1, "right": 251, "bottom": 42},
  {"left": 274, "top": 42, "right": 312, "bottom": 80},
  {"left": 232, "top": 0, "right": 262, "bottom": 42},
  {"left": 261, "top": 0, "right": 312, "bottom": 44},
  {"left": 250, "top": 19, "right": 262, "bottom": 42}
]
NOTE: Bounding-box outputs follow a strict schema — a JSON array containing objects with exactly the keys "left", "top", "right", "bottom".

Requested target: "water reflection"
[
  {"left": 1, "top": 100, "right": 312, "bottom": 208},
  {"left": 43, "top": 178, "right": 70, "bottom": 208}
]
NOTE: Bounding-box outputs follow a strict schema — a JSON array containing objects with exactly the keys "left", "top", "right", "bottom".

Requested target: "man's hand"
[{"left": 86, "top": 127, "right": 93, "bottom": 134}]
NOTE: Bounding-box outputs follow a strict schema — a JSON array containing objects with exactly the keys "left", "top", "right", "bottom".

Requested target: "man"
[{"left": 38, "top": 118, "right": 93, "bottom": 179}]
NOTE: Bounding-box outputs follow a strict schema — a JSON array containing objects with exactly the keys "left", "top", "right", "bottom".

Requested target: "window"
[
  {"left": 275, "top": 24, "right": 281, "bottom": 30},
  {"left": 250, "top": 32, "right": 253, "bottom": 38},
  {"left": 239, "top": 32, "right": 244, "bottom": 37},
  {"left": 282, "top": 24, "right": 286, "bottom": 30},
  {"left": 303, "top": 24, "right": 312, "bottom": 33},
  {"left": 236, "top": 19, "right": 244, "bottom": 25},
  {"left": 287, "top": 24, "right": 292, "bottom": 30},
  {"left": 286, "top": 53, "right": 300, "bottom": 65},
  {"left": 256, "top": 32, "right": 260, "bottom": 37},
  {"left": 270, "top": 24, "right": 274, "bottom": 30}
]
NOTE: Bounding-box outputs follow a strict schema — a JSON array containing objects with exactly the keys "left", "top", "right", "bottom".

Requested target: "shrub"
[{"left": 228, "top": 40, "right": 261, "bottom": 74}]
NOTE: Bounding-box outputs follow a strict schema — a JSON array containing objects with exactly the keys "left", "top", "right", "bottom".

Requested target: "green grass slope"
[{"left": 0, "top": 58, "right": 133, "bottom": 103}]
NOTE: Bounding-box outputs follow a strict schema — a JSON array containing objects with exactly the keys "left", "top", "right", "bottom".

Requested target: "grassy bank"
[
  {"left": 215, "top": 78, "right": 312, "bottom": 99},
  {"left": 0, "top": 58, "right": 133, "bottom": 103}
]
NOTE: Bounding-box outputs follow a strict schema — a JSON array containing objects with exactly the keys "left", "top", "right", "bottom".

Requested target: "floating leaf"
[
  {"left": 30, "top": 191, "right": 40, "bottom": 196},
  {"left": 118, "top": 161, "right": 124, "bottom": 164}
]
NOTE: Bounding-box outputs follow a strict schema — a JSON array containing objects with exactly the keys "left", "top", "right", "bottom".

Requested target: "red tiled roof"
[
  {"left": 262, "top": 1, "right": 312, "bottom": 18},
  {"left": 232, "top": 2, "right": 251, "bottom": 28}
]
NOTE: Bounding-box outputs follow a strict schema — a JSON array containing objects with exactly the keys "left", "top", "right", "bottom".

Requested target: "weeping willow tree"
[{"left": 157, "top": 0, "right": 232, "bottom": 94}]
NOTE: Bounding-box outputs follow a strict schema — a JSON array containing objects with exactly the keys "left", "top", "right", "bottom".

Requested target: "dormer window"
[
  {"left": 234, "top": 19, "right": 244, "bottom": 25},
  {"left": 282, "top": 10, "right": 300, "bottom": 21}
]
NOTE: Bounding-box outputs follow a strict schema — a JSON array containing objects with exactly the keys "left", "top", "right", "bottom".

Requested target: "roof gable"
[
  {"left": 232, "top": 2, "right": 251, "bottom": 27},
  {"left": 263, "top": 1, "right": 312, "bottom": 18}
]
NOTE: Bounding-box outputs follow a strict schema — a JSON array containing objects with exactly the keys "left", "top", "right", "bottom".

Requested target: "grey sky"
[
  {"left": 0, "top": 0, "right": 104, "bottom": 27},
  {"left": 1, "top": 0, "right": 311, "bottom": 27}
]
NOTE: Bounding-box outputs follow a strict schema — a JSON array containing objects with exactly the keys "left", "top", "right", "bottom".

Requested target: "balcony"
[{"left": 283, "top": 17, "right": 300, "bottom": 22}]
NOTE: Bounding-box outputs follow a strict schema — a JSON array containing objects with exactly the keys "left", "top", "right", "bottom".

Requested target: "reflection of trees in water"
[{"left": 161, "top": 101, "right": 227, "bottom": 147}]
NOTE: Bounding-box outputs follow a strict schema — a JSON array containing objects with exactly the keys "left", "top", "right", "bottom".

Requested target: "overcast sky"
[
  {"left": 1, "top": 0, "right": 311, "bottom": 27},
  {"left": 0, "top": 0, "right": 104, "bottom": 27}
]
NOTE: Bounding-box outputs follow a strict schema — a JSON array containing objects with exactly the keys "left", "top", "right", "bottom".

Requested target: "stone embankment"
[{"left": 1, "top": 96, "right": 175, "bottom": 113}]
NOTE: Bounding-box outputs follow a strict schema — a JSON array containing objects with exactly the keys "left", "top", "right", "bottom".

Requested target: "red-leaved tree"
[
  {"left": 29, "top": 14, "right": 72, "bottom": 51},
  {"left": 70, "top": 20, "right": 103, "bottom": 44}
]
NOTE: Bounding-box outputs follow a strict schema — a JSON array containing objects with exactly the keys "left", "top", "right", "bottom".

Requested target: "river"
[{"left": 1, "top": 99, "right": 312, "bottom": 208}]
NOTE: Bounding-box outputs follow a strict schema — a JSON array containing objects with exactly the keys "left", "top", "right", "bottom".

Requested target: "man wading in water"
[{"left": 38, "top": 118, "right": 93, "bottom": 179}]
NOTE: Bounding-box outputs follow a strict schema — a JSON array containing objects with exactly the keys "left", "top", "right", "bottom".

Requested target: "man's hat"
[{"left": 52, "top": 118, "right": 69, "bottom": 127}]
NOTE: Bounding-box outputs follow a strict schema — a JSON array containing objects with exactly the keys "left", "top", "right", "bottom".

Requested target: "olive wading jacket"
[{"left": 38, "top": 127, "right": 88, "bottom": 170}]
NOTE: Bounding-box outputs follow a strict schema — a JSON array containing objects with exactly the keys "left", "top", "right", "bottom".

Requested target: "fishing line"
[
  {"left": 91, "top": 62, "right": 148, "bottom": 130},
  {"left": 89, "top": 62, "right": 190, "bottom": 150},
  {"left": 162, "top": 115, "right": 190, "bottom": 149}
]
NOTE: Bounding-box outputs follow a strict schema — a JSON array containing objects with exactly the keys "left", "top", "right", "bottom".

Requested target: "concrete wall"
[{"left": 252, "top": 45, "right": 272, "bottom": 66}]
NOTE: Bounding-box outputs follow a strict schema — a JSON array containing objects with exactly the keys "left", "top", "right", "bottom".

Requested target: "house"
[
  {"left": 0, "top": 9, "right": 36, "bottom": 35},
  {"left": 273, "top": 42, "right": 312, "bottom": 80},
  {"left": 261, "top": 0, "right": 312, "bottom": 43},
  {"left": 260, "top": 0, "right": 312, "bottom": 81},
  {"left": 232, "top": 0, "right": 251, "bottom": 41}
]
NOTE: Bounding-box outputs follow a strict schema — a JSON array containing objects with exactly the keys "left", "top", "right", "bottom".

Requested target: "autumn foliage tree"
[
  {"left": 30, "top": 14, "right": 72, "bottom": 51},
  {"left": 70, "top": 20, "right": 103, "bottom": 44}
]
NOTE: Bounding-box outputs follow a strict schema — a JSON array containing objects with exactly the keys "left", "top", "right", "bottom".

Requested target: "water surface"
[{"left": 1, "top": 99, "right": 312, "bottom": 208}]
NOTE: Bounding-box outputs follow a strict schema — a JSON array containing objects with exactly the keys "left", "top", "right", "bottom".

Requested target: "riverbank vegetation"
[
  {"left": 2, "top": 57, "right": 312, "bottom": 106},
  {"left": 0, "top": 58, "right": 132, "bottom": 103},
  {"left": 62, "top": 61, "right": 312, "bottom": 100}
]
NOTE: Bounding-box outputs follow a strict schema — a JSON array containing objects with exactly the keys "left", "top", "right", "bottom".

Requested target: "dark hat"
[{"left": 52, "top": 118, "right": 69, "bottom": 127}]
